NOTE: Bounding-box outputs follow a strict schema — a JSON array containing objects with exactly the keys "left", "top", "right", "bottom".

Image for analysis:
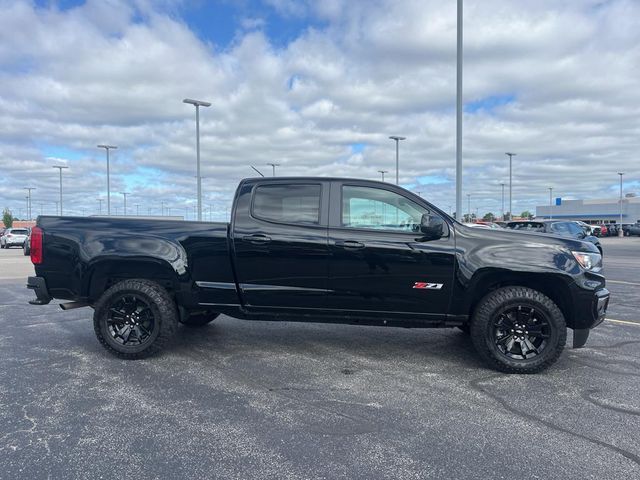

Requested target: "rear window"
[
  {"left": 252, "top": 184, "right": 321, "bottom": 225},
  {"left": 10, "top": 229, "right": 28, "bottom": 235}
]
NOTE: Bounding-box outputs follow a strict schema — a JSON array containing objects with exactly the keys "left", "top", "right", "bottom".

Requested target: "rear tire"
[
  {"left": 470, "top": 286, "right": 566, "bottom": 374},
  {"left": 93, "top": 279, "right": 178, "bottom": 359},
  {"left": 180, "top": 311, "right": 220, "bottom": 327}
]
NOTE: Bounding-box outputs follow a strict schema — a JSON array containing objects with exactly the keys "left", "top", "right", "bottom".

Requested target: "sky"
[{"left": 1, "top": 0, "right": 639, "bottom": 220}]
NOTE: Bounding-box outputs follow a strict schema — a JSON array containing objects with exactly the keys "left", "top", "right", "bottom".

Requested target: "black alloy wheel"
[
  {"left": 93, "top": 279, "right": 178, "bottom": 359},
  {"left": 493, "top": 305, "right": 550, "bottom": 360},
  {"left": 471, "top": 286, "right": 566, "bottom": 373},
  {"left": 106, "top": 294, "right": 156, "bottom": 346}
]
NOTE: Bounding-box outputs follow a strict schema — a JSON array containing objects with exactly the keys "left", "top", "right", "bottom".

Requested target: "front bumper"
[
  {"left": 572, "top": 286, "right": 609, "bottom": 348},
  {"left": 27, "top": 276, "right": 52, "bottom": 305}
]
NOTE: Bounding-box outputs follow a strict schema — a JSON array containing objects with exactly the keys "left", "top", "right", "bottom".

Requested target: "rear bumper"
[{"left": 27, "top": 276, "right": 52, "bottom": 305}]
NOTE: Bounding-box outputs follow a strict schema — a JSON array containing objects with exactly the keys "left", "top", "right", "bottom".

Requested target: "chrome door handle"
[
  {"left": 336, "top": 240, "right": 365, "bottom": 249},
  {"left": 242, "top": 234, "right": 272, "bottom": 244}
]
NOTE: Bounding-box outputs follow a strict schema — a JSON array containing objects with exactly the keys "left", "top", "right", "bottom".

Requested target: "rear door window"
[
  {"left": 252, "top": 184, "right": 321, "bottom": 225},
  {"left": 10, "top": 229, "right": 28, "bottom": 235}
]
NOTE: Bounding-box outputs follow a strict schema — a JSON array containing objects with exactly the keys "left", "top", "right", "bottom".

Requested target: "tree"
[
  {"left": 483, "top": 212, "right": 496, "bottom": 222},
  {"left": 520, "top": 210, "right": 533, "bottom": 220},
  {"left": 2, "top": 208, "right": 13, "bottom": 228}
]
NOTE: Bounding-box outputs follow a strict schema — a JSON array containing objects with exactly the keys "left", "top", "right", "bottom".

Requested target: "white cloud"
[{"left": 0, "top": 0, "right": 639, "bottom": 220}]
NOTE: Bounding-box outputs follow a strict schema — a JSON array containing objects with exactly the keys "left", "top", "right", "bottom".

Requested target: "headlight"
[{"left": 572, "top": 251, "right": 602, "bottom": 270}]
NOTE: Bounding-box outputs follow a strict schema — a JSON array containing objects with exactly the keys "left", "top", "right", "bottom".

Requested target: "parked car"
[
  {"left": 474, "top": 221, "right": 503, "bottom": 229},
  {"left": 23, "top": 229, "right": 31, "bottom": 256},
  {"left": 0, "top": 227, "right": 29, "bottom": 249},
  {"left": 463, "top": 222, "right": 491, "bottom": 229},
  {"left": 623, "top": 223, "right": 640, "bottom": 236},
  {"left": 506, "top": 220, "right": 602, "bottom": 255},
  {"left": 27, "top": 177, "right": 609, "bottom": 374}
]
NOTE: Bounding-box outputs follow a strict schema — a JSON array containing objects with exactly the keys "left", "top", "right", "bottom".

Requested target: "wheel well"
[
  {"left": 87, "top": 259, "right": 179, "bottom": 302},
  {"left": 467, "top": 272, "right": 574, "bottom": 326}
]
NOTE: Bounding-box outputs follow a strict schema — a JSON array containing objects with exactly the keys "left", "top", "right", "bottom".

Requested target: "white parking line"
[
  {"left": 608, "top": 280, "right": 640, "bottom": 286},
  {"left": 606, "top": 318, "right": 640, "bottom": 326}
]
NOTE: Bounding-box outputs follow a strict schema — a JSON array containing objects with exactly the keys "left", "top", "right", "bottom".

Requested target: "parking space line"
[
  {"left": 606, "top": 318, "right": 640, "bottom": 326},
  {"left": 608, "top": 280, "right": 640, "bottom": 286}
]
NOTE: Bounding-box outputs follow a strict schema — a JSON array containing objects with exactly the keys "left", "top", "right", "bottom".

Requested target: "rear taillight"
[
  {"left": 7, "top": 234, "right": 12, "bottom": 238},
  {"left": 30, "top": 227, "right": 43, "bottom": 265}
]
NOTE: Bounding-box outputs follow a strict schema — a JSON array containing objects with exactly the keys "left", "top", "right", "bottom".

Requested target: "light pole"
[
  {"left": 24, "top": 187, "right": 35, "bottom": 220},
  {"left": 97, "top": 145, "right": 117, "bottom": 215},
  {"left": 467, "top": 193, "right": 471, "bottom": 221},
  {"left": 52, "top": 165, "right": 69, "bottom": 215},
  {"left": 389, "top": 136, "right": 406, "bottom": 185},
  {"left": 183, "top": 98, "right": 211, "bottom": 221},
  {"left": 500, "top": 183, "right": 505, "bottom": 221},
  {"left": 505, "top": 152, "right": 516, "bottom": 220},
  {"left": 135, "top": 204, "right": 140, "bottom": 216},
  {"left": 378, "top": 170, "right": 388, "bottom": 182},
  {"left": 120, "top": 192, "right": 129, "bottom": 216},
  {"left": 55, "top": 201, "right": 59, "bottom": 216},
  {"left": 97, "top": 198, "right": 103, "bottom": 215},
  {"left": 161, "top": 200, "right": 166, "bottom": 216},
  {"left": 455, "top": 0, "right": 463, "bottom": 220},
  {"left": 266, "top": 163, "right": 280, "bottom": 176},
  {"left": 618, "top": 172, "right": 624, "bottom": 237},
  {"left": 548, "top": 187, "right": 553, "bottom": 220}
]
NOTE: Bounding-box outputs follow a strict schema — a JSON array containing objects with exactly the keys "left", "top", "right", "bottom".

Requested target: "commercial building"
[{"left": 536, "top": 196, "right": 640, "bottom": 225}]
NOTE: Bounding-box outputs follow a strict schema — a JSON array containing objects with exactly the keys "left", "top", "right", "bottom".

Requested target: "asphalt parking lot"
[{"left": 1, "top": 238, "right": 639, "bottom": 479}]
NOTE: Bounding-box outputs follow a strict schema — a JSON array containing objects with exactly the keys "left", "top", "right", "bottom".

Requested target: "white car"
[{"left": 0, "top": 228, "right": 29, "bottom": 249}]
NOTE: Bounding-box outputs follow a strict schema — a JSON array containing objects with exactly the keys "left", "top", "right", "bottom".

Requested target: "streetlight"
[
  {"left": 183, "top": 98, "right": 211, "bottom": 221},
  {"left": 548, "top": 187, "right": 553, "bottom": 220},
  {"left": 120, "top": 192, "right": 129, "bottom": 216},
  {"left": 467, "top": 193, "right": 471, "bottom": 221},
  {"left": 52, "top": 165, "right": 69, "bottom": 216},
  {"left": 97, "top": 198, "right": 103, "bottom": 215},
  {"left": 24, "top": 187, "right": 35, "bottom": 220},
  {"left": 378, "top": 170, "right": 388, "bottom": 182},
  {"left": 161, "top": 200, "right": 166, "bottom": 216},
  {"left": 266, "top": 163, "right": 280, "bottom": 176},
  {"left": 135, "top": 204, "right": 140, "bottom": 216},
  {"left": 618, "top": 172, "right": 624, "bottom": 237},
  {"left": 388, "top": 136, "right": 406, "bottom": 185},
  {"left": 455, "top": 0, "right": 463, "bottom": 221},
  {"left": 97, "top": 144, "right": 117, "bottom": 215},
  {"left": 500, "top": 183, "right": 505, "bottom": 221},
  {"left": 505, "top": 152, "right": 516, "bottom": 220}
]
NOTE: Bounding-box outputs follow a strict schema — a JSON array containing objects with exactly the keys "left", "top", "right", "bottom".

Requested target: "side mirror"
[{"left": 420, "top": 213, "right": 444, "bottom": 239}]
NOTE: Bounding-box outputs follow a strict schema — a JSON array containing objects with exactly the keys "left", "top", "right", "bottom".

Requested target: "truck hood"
[{"left": 454, "top": 224, "right": 600, "bottom": 254}]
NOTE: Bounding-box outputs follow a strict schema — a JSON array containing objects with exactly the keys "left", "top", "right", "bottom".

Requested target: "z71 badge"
[{"left": 413, "top": 282, "right": 444, "bottom": 290}]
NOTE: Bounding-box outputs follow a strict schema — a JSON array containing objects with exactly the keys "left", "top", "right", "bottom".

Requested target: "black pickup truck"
[{"left": 27, "top": 177, "right": 609, "bottom": 373}]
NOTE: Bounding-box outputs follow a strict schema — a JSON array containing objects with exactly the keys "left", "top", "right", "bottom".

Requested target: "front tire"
[
  {"left": 470, "top": 287, "right": 566, "bottom": 374},
  {"left": 93, "top": 279, "right": 178, "bottom": 359}
]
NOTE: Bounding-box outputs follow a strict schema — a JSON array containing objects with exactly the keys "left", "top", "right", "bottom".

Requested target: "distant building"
[{"left": 536, "top": 196, "right": 640, "bottom": 224}]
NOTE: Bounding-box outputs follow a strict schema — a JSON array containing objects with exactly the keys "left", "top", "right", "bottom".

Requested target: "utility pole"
[
  {"left": 378, "top": 170, "right": 388, "bottom": 182},
  {"left": 97, "top": 198, "right": 103, "bottom": 215},
  {"left": 135, "top": 204, "right": 140, "bottom": 216},
  {"left": 618, "top": 172, "right": 624, "bottom": 237},
  {"left": 467, "top": 193, "right": 471, "bottom": 222},
  {"left": 500, "top": 183, "right": 505, "bottom": 221},
  {"left": 52, "top": 165, "right": 69, "bottom": 216},
  {"left": 24, "top": 187, "right": 35, "bottom": 220},
  {"left": 161, "top": 200, "right": 166, "bottom": 216},
  {"left": 120, "top": 192, "right": 129, "bottom": 216},
  {"left": 97, "top": 145, "right": 117, "bottom": 215},
  {"left": 183, "top": 98, "right": 211, "bottom": 221},
  {"left": 389, "top": 136, "right": 406, "bottom": 185},
  {"left": 55, "top": 201, "right": 59, "bottom": 216},
  {"left": 548, "top": 187, "right": 553, "bottom": 220},
  {"left": 505, "top": 152, "right": 516, "bottom": 220},
  {"left": 455, "top": 0, "right": 463, "bottom": 220},
  {"left": 266, "top": 163, "right": 280, "bottom": 176}
]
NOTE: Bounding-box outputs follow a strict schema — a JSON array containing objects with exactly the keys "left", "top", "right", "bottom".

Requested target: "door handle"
[
  {"left": 242, "top": 234, "right": 272, "bottom": 244},
  {"left": 336, "top": 240, "right": 365, "bottom": 249}
]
